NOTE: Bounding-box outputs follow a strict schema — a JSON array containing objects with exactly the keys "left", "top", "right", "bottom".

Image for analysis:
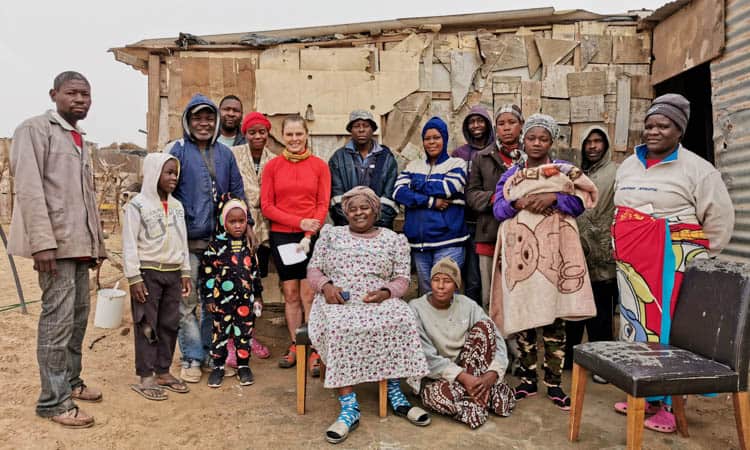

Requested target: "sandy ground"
[{"left": 0, "top": 229, "right": 742, "bottom": 449}]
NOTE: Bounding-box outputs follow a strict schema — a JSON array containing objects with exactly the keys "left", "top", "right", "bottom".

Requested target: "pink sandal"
[
  {"left": 251, "top": 338, "right": 270, "bottom": 359},
  {"left": 644, "top": 407, "right": 676, "bottom": 433},
  {"left": 614, "top": 401, "right": 661, "bottom": 415}
]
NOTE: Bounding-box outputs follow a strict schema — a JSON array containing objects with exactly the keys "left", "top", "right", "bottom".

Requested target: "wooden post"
[
  {"left": 147, "top": 54, "right": 161, "bottom": 152},
  {"left": 672, "top": 395, "right": 690, "bottom": 437},
  {"left": 568, "top": 363, "right": 588, "bottom": 441},
  {"left": 378, "top": 379, "right": 387, "bottom": 418},
  {"left": 626, "top": 395, "right": 646, "bottom": 450},
  {"left": 296, "top": 344, "right": 307, "bottom": 415},
  {"left": 733, "top": 391, "right": 750, "bottom": 450}
]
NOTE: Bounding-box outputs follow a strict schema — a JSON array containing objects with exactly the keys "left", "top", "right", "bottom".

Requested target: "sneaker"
[
  {"left": 180, "top": 360, "right": 202, "bottom": 383},
  {"left": 208, "top": 367, "right": 224, "bottom": 388},
  {"left": 547, "top": 386, "right": 571, "bottom": 411},
  {"left": 49, "top": 406, "right": 95, "bottom": 429},
  {"left": 514, "top": 382, "right": 538, "bottom": 400},
  {"left": 309, "top": 351, "right": 321, "bottom": 378},
  {"left": 278, "top": 344, "right": 297, "bottom": 368},
  {"left": 251, "top": 338, "right": 271, "bottom": 359},
  {"left": 238, "top": 366, "right": 254, "bottom": 386}
]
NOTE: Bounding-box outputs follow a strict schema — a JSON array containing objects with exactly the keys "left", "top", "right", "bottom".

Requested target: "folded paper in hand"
[{"left": 277, "top": 243, "right": 307, "bottom": 266}]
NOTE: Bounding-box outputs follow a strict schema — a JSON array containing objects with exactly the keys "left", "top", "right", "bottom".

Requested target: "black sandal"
[{"left": 394, "top": 405, "right": 431, "bottom": 426}]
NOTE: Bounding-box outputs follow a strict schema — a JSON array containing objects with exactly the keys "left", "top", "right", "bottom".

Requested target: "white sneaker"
[{"left": 180, "top": 361, "right": 202, "bottom": 383}]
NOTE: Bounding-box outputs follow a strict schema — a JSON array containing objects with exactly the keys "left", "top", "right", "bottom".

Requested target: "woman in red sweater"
[{"left": 261, "top": 115, "right": 331, "bottom": 372}]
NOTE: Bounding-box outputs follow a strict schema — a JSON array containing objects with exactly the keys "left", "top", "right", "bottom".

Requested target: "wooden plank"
[
  {"left": 552, "top": 24, "right": 576, "bottom": 41},
  {"left": 570, "top": 95, "right": 605, "bottom": 123},
  {"left": 166, "top": 57, "right": 182, "bottom": 142},
  {"left": 630, "top": 75, "right": 653, "bottom": 99},
  {"left": 629, "top": 99, "right": 651, "bottom": 130},
  {"left": 567, "top": 71, "right": 607, "bottom": 97},
  {"left": 535, "top": 38, "right": 578, "bottom": 67},
  {"left": 521, "top": 80, "right": 541, "bottom": 115},
  {"left": 159, "top": 62, "right": 169, "bottom": 97},
  {"left": 608, "top": 26, "right": 637, "bottom": 36},
  {"left": 568, "top": 363, "right": 588, "bottom": 442},
  {"left": 477, "top": 34, "right": 527, "bottom": 74},
  {"left": 147, "top": 54, "right": 161, "bottom": 151},
  {"left": 523, "top": 35, "right": 542, "bottom": 78},
  {"left": 383, "top": 92, "right": 431, "bottom": 152},
  {"left": 614, "top": 76, "right": 631, "bottom": 152},
  {"left": 493, "top": 75, "right": 522, "bottom": 94},
  {"left": 259, "top": 46, "right": 299, "bottom": 70},
  {"left": 494, "top": 94, "right": 521, "bottom": 113},
  {"left": 459, "top": 31, "right": 478, "bottom": 49},
  {"left": 300, "top": 48, "right": 370, "bottom": 71},
  {"left": 626, "top": 396, "right": 646, "bottom": 450},
  {"left": 556, "top": 125, "right": 572, "bottom": 151},
  {"left": 578, "top": 21, "right": 608, "bottom": 36},
  {"left": 612, "top": 34, "right": 651, "bottom": 64},
  {"left": 420, "top": 61, "right": 451, "bottom": 92},
  {"left": 450, "top": 49, "right": 482, "bottom": 110},
  {"left": 589, "top": 35, "right": 613, "bottom": 64},
  {"left": 541, "top": 98, "right": 570, "bottom": 124},
  {"left": 542, "top": 65, "right": 575, "bottom": 99},
  {"left": 651, "top": 0, "right": 724, "bottom": 85}
]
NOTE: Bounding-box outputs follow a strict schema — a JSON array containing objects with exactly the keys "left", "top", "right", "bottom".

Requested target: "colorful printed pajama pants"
[
  {"left": 516, "top": 318, "right": 565, "bottom": 387},
  {"left": 420, "top": 320, "right": 516, "bottom": 429},
  {"left": 210, "top": 306, "right": 254, "bottom": 367}
]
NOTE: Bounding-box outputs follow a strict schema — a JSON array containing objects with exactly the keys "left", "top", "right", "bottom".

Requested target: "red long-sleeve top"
[{"left": 260, "top": 155, "right": 331, "bottom": 235}]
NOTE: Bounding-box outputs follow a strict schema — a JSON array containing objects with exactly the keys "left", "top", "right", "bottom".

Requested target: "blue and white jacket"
[{"left": 394, "top": 117, "right": 469, "bottom": 250}]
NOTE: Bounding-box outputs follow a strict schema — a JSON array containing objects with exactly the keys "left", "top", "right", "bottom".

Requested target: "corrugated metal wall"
[{"left": 711, "top": 0, "right": 750, "bottom": 261}]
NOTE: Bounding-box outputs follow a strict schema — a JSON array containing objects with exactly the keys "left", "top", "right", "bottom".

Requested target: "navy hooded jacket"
[
  {"left": 165, "top": 94, "right": 248, "bottom": 242},
  {"left": 394, "top": 117, "right": 469, "bottom": 250}
]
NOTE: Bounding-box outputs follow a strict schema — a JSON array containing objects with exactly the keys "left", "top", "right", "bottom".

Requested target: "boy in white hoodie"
[{"left": 123, "top": 153, "right": 192, "bottom": 400}]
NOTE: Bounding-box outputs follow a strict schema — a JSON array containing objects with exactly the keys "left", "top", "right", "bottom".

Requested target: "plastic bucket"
[{"left": 94, "top": 288, "right": 126, "bottom": 329}]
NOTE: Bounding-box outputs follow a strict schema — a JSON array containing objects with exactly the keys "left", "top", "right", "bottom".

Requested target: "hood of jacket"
[
  {"left": 422, "top": 116, "right": 450, "bottom": 165},
  {"left": 140, "top": 152, "right": 180, "bottom": 206},
  {"left": 462, "top": 106, "right": 495, "bottom": 151},
  {"left": 579, "top": 125, "right": 611, "bottom": 173},
  {"left": 181, "top": 93, "right": 220, "bottom": 145}
]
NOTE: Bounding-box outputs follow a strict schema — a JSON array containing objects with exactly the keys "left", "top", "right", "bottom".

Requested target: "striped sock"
[
  {"left": 337, "top": 392, "right": 360, "bottom": 427},
  {"left": 387, "top": 379, "right": 411, "bottom": 410}
]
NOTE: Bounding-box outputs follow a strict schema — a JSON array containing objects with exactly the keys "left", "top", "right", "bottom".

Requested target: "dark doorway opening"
[{"left": 654, "top": 61, "right": 714, "bottom": 164}]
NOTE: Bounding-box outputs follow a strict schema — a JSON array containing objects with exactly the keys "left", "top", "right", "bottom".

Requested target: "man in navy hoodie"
[{"left": 165, "top": 93, "right": 251, "bottom": 383}]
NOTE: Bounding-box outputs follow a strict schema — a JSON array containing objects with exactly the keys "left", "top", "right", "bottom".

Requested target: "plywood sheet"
[
  {"left": 612, "top": 34, "right": 651, "bottom": 64},
  {"left": 310, "top": 135, "right": 349, "bottom": 162},
  {"left": 556, "top": 125, "right": 572, "bottom": 150},
  {"left": 570, "top": 95, "right": 605, "bottom": 123},
  {"left": 629, "top": 99, "right": 651, "bottom": 130},
  {"left": 450, "top": 49, "right": 482, "bottom": 110},
  {"left": 494, "top": 94, "right": 521, "bottom": 112},
  {"left": 300, "top": 48, "right": 370, "bottom": 71},
  {"left": 493, "top": 76, "right": 522, "bottom": 94},
  {"left": 380, "top": 49, "right": 421, "bottom": 72},
  {"left": 578, "top": 21, "right": 608, "bottom": 36},
  {"left": 614, "top": 76, "right": 631, "bottom": 152},
  {"left": 652, "top": 0, "right": 724, "bottom": 85},
  {"left": 541, "top": 98, "right": 570, "bottom": 124},
  {"left": 259, "top": 47, "right": 299, "bottom": 70},
  {"left": 521, "top": 80, "right": 541, "bottom": 115},
  {"left": 589, "top": 35, "right": 613, "bottom": 64},
  {"left": 419, "top": 60, "right": 451, "bottom": 92},
  {"left": 542, "top": 65, "right": 575, "bottom": 99},
  {"left": 477, "top": 33, "right": 527, "bottom": 74},
  {"left": 630, "top": 75, "right": 653, "bottom": 99},
  {"left": 567, "top": 71, "right": 607, "bottom": 97},
  {"left": 552, "top": 24, "right": 576, "bottom": 41},
  {"left": 535, "top": 38, "right": 578, "bottom": 67},
  {"left": 383, "top": 92, "right": 431, "bottom": 152}
]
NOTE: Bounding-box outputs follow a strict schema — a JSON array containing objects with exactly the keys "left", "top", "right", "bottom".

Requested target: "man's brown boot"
[{"left": 49, "top": 406, "right": 95, "bottom": 428}]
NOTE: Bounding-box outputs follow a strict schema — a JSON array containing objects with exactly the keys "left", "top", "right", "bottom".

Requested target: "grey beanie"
[
  {"left": 523, "top": 113, "right": 559, "bottom": 140},
  {"left": 645, "top": 93, "right": 690, "bottom": 133}
]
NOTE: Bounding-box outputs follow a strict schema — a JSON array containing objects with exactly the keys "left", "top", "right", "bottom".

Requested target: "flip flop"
[
  {"left": 614, "top": 401, "right": 661, "bottom": 415},
  {"left": 644, "top": 407, "right": 676, "bottom": 433},
  {"left": 156, "top": 376, "right": 190, "bottom": 393},
  {"left": 393, "top": 405, "right": 431, "bottom": 426},
  {"left": 130, "top": 384, "right": 167, "bottom": 401}
]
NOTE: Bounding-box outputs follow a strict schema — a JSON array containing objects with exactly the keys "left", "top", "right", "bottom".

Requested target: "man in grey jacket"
[{"left": 8, "top": 71, "right": 107, "bottom": 428}]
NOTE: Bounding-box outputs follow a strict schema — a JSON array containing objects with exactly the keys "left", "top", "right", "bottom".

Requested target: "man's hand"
[
  {"left": 300, "top": 218, "right": 322, "bottom": 233},
  {"left": 245, "top": 227, "right": 259, "bottom": 249},
  {"left": 130, "top": 281, "right": 148, "bottom": 303},
  {"left": 363, "top": 289, "right": 389, "bottom": 304},
  {"left": 181, "top": 278, "right": 192, "bottom": 297},
  {"left": 206, "top": 303, "right": 219, "bottom": 313},
  {"left": 322, "top": 283, "right": 345, "bottom": 304},
  {"left": 519, "top": 193, "right": 557, "bottom": 214},
  {"left": 32, "top": 249, "right": 57, "bottom": 275}
]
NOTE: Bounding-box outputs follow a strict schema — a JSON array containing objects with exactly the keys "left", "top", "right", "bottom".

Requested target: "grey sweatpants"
[{"left": 36, "top": 260, "right": 91, "bottom": 417}]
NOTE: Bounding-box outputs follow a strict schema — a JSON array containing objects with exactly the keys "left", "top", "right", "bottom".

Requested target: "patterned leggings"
[
  {"left": 420, "top": 320, "right": 516, "bottom": 429},
  {"left": 516, "top": 318, "right": 566, "bottom": 387},
  {"left": 210, "top": 309, "right": 254, "bottom": 367}
]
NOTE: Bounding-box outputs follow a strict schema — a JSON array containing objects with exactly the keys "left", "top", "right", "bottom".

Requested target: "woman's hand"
[
  {"left": 130, "top": 281, "right": 148, "bottom": 303},
  {"left": 433, "top": 198, "right": 450, "bottom": 211},
  {"left": 363, "top": 289, "right": 390, "bottom": 304},
  {"left": 517, "top": 193, "right": 556, "bottom": 214},
  {"left": 457, "top": 372, "right": 489, "bottom": 407},
  {"left": 181, "top": 278, "right": 192, "bottom": 298},
  {"left": 322, "top": 282, "right": 346, "bottom": 304},
  {"left": 300, "top": 218, "right": 322, "bottom": 233},
  {"left": 206, "top": 303, "right": 219, "bottom": 313}
]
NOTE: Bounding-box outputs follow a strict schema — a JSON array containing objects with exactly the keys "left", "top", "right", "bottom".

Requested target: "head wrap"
[
  {"left": 241, "top": 111, "right": 272, "bottom": 135},
  {"left": 495, "top": 104, "right": 524, "bottom": 123},
  {"left": 346, "top": 110, "right": 378, "bottom": 132},
  {"left": 220, "top": 198, "right": 248, "bottom": 230},
  {"left": 341, "top": 186, "right": 381, "bottom": 220},
  {"left": 645, "top": 93, "right": 690, "bottom": 134},
  {"left": 430, "top": 256, "right": 462, "bottom": 289},
  {"left": 522, "top": 113, "right": 559, "bottom": 141}
]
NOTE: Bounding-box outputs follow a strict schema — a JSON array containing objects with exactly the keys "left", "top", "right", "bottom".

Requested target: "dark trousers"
[
  {"left": 132, "top": 269, "right": 182, "bottom": 377},
  {"left": 36, "top": 260, "right": 91, "bottom": 417},
  {"left": 564, "top": 279, "right": 617, "bottom": 368},
  {"left": 462, "top": 223, "right": 482, "bottom": 306}
]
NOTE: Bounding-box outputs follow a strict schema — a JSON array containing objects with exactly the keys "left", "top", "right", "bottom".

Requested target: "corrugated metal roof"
[
  {"left": 638, "top": 0, "right": 692, "bottom": 28},
  {"left": 711, "top": 0, "right": 750, "bottom": 262}
]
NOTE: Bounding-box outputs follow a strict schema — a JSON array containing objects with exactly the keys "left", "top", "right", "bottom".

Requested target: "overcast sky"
[{"left": 0, "top": 0, "right": 666, "bottom": 146}]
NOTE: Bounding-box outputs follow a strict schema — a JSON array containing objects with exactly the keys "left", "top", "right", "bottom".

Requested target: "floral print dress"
[{"left": 308, "top": 225, "right": 428, "bottom": 389}]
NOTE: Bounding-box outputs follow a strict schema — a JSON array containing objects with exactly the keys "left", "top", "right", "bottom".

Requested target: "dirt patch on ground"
[{"left": 0, "top": 230, "right": 742, "bottom": 449}]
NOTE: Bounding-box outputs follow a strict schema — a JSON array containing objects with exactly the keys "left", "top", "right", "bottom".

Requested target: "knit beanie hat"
[
  {"left": 241, "top": 112, "right": 272, "bottom": 135},
  {"left": 523, "top": 113, "right": 559, "bottom": 141},
  {"left": 645, "top": 93, "right": 690, "bottom": 133},
  {"left": 430, "top": 257, "right": 462, "bottom": 288}
]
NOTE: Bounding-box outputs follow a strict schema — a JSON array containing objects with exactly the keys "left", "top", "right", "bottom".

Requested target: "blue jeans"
[
  {"left": 177, "top": 252, "right": 212, "bottom": 365},
  {"left": 412, "top": 246, "right": 465, "bottom": 295}
]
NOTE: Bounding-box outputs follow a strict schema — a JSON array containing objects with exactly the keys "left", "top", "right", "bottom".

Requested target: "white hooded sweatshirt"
[{"left": 122, "top": 153, "right": 191, "bottom": 285}]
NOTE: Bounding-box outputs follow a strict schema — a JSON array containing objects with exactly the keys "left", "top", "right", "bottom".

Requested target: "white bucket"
[{"left": 94, "top": 288, "right": 126, "bottom": 329}]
